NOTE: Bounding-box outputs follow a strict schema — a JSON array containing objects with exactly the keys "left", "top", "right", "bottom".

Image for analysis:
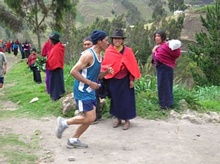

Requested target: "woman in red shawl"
[
  {"left": 46, "top": 31, "right": 65, "bottom": 101},
  {"left": 101, "top": 29, "right": 141, "bottom": 130},
  {"left": 41, "top": 39, "right": 53, "bottom": 94},
  {"left": 152, "top": 30, "right": 181, "bottom": 110}
]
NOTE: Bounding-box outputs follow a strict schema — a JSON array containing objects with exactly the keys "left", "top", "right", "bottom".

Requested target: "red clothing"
[
  {"left": 6, "top": 42, "right": 11, "bottom": 49},
  {"left": 41, "top": 39, "right": 53, "bottom": 57},
  {"left": 15, "top": 39, "right": 20, "bottom": 44},
  {"left": 0, "top": 47, "right": 4, "bottom": 52},
  {"left": 155, "top": 42, "right": 181, "bottom": 68},
  {"left": 46, "top": 43, "right": 65, "bottom": 70},
  {"left": 101, "top": 45, "right": 141, "bottom": 80},
  {"left": 27, "top": 53, "right": 37, "bottom": 66}
]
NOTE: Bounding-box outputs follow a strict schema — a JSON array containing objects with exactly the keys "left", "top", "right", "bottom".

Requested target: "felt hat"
[
  {"left": 110, "top": 29, "right": 126, "bottom": 39},
  {"left": 49, "top": 31, "right": 60, "bottom": 41},
  {"left": 91, "top": 30, "right": 107, "bottom": 44}
]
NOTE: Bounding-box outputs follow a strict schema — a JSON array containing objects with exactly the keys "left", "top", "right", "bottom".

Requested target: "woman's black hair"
[{"left": 154, "top": 29, "right": 167, "bottom": 42}]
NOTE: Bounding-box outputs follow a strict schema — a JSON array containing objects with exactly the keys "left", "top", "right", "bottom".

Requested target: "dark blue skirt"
[
  {"left": 156, "top": 63, "right": 173, "bottom": 108},
  {"left": 49, "top": 68, "right": 65, "bottom": 100},
  {"left": 108, "top": 75, "right": 136, "bottom": 120}
]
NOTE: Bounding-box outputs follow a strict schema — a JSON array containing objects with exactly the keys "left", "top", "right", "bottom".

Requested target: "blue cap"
[{"left": 91, "top": 30, "right": 107, "bottom": 44}]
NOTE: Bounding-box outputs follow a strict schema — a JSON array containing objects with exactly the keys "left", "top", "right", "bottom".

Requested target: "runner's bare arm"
[{"left": 70, "top": 51, "right": 99, "bottom": 90}]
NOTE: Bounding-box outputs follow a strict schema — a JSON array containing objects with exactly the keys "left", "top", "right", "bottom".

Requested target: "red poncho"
[
  {"left": 101, "top": 45, "right": 141, "bottom": 79},
  {"left": 155, "top": 42, "right": 181, "bottom": 68},
  {"left": 41, "top": 39, "right": 53, "bottom": 57},
  {"left": 27, "top": 53, "right": 37, "bottom": 66},
  {"left": 46, "top": 43, "right": 65, "bottom": 70}
]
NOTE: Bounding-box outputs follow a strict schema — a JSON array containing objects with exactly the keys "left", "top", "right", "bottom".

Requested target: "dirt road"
[{"left": 1, "top": 117, "right": 220, "bottom": 164}]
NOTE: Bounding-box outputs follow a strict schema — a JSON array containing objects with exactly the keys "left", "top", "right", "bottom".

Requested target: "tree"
[
  {"left": 167, "top": 0, "right": 186, "bottom": 12},
  {"left": 3, "top": 0, "right": 76, "bottom": 50},
  {"left": 126, "top": 22, "right": 151, "bottom": 66},
  {"left": 70, "top": 15, "right": 126, "bottom": 61},
  {"left": 0, "top": 5, "right": 23, "bottom": 33},
  {"left": 61, "top": 0, "right": 78, "bottom": 64},
  {"left": 121, "top": 0, "right": 143, "bottom": 25},
  {"left": 188, "top": 0, "right": 220, "bottom": 86},
  {"left": 148, "top": 0, "right": 167, "bottom": 20}
]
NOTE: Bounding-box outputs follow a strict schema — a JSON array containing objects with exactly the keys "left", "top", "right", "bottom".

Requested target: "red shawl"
[
  {"left": 41, "top": 39, "right": 53, "bottom": 57},
  {"left": 101, "top": 45, "right": 141, "bottom": 79},
  {"left": 155, "top": 42, "right": 181, "bottom": 68},
  {"left": 46, "top": 43, "right": 65, "bottom": 70}
]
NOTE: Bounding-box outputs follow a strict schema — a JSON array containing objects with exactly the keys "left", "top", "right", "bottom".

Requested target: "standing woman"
[
  {"left": 152, "top": 29, "right": 181, "bottom": 109},
  {"left": 101, "top": 29, "right": 141, "bottom": 130},
  {"left": 41, "top": 38, "right": 53, "bottom": 94},
  {"left": 46, "top": 31, "right": 65, "bottom": 101}
]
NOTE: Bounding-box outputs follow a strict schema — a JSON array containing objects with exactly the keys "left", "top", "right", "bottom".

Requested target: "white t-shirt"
[{"left": 0, "top": 52, "right": 7, "bottom": 77}]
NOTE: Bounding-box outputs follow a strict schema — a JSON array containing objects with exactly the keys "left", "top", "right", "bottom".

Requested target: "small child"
[{"left": 27, "top": 48, "right": 42, "bottom": 84}]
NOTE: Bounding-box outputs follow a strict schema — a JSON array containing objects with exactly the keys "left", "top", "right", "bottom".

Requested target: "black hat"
[
  {"left": 110, "top": 29, "right": 126, "bottom": 39},
  {"left": 49, "top": 31, "right": 60, "bottom": 41},
  {"left": 31, "top": 48, "right": 36, "bottom": 52}
]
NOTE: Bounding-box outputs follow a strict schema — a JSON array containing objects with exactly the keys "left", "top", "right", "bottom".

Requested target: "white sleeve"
[{"left": 0, "top": 52, "right": 7, "bottom": 63}]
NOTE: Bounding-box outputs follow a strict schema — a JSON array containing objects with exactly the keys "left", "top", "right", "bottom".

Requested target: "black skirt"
[{"left": 108, "top": 75, "right": 136, "bottom": 120}]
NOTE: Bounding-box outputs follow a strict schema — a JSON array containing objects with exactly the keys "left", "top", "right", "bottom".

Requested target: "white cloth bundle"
[{"left": 168, "top": 39, "right": 181, "bottom": 50}]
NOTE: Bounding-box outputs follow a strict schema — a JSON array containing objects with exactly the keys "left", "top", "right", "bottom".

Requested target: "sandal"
[
  {"left": 113, "top": 119, "right": 121, "bottom": 128},
  {"left": 123, "top": 121, "right": 130, "bottom": 130}
]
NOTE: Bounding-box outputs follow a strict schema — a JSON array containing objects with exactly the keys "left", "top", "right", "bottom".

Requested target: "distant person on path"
[
  {"left": 5, "top": 41, "right": 12, "bottom": 54},
  {"left": 0, "top": 52, "right": 7, "bottom": 88},
  {"left": 0, "top": 46, "right": 4, "bottom": 53},
  {"left": 20, "top": 42, "right": 25, "bottom": 59},
  {"left": 55, "top": 30, "right": 113, "bottom": 148},
  {"left": 27, "top": 48, "right": 42, "bottom": 84},
  {"left": 46, "top": 31, "right": 65, "bottom": 101},
  {"left": 41, "top": 38, "right": 53, "bottom": 94},
  {"left": 12, "top": 42, "right": 19, "bottom": 56},
  {"left": 101, "top": 29, "right": 141, "bottom": 130},
  {"left": 23, "top": 41, "right": 31, "bottom": 58},
  {"left": 151, "top": 29, "right": 181, "bottom": 110}
]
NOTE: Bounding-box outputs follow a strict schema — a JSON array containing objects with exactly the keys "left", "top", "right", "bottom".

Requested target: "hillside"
[
  {"left": 180, "top": 11, "right": 205, "bottom": 43},
  {"left": 76, "top": 0, "right": 214, "bottom": 27},
  {"left": 76, "top": 0, "right": 153, "bottom": 27}
]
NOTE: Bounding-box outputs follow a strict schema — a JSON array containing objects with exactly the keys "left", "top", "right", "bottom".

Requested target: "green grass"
[
  {"left": 193, "top": 86, "right": 220, "bottom": 112},
  {"left": 0, "top": 133, "right": 40, "bottom": 163},
  {"left": 1, "top": 59, "right": 66, "bottom": 119}
]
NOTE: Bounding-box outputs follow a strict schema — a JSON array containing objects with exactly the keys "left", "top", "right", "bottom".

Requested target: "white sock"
[
  {"left": 69, "top": 138, "right": 78, "bottom": 143},
  {"left": 62, "top": 120, "right": 68, "bottom": 128}
]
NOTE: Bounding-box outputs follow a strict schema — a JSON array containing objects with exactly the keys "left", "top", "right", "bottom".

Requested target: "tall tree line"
[
  {"left": 2, "top": 0, "right": 77, "bottom": 50},
  {"left": 188, "top": 0, "right": 220, "bottom": 86}
]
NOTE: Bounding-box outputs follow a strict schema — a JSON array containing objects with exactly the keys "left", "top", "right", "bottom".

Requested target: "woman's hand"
[
  {"left": 130, "top": 81, "right": 134, "bottom": 88},
  {"left": 106, "top": 67, "right": 114, "bottom": 75},
  {"left": 152, "top": 45, "right": 159, "bottom": 53}
]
